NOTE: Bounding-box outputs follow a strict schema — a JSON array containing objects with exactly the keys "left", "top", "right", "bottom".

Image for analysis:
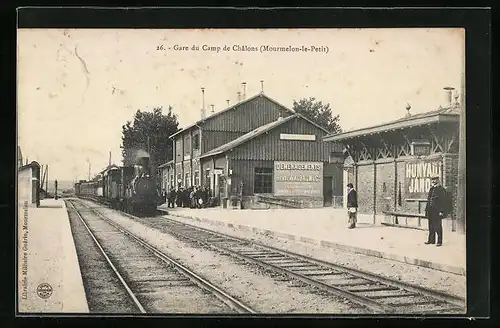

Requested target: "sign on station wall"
[
  {"left": 274, "top": 161, "right": 323, "bottom": 197},
  {"left": 405, "top": 159, "right": 442, "bottom": 198}
]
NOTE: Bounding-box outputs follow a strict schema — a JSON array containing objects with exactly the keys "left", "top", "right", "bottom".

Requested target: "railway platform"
[
  {"left": 157, "top": 205, "right": 466, "bottom": 276},
  {"left": 17, "top": 198, "right": 89, "bottom": 313}
]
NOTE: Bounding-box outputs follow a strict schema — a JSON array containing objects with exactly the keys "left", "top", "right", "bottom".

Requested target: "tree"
[
  {"left": 292, "top": 97, "right": 342, "bottom": 134},
  {"left": 121, "top": 106, "right": 180, "bottom": 180}
]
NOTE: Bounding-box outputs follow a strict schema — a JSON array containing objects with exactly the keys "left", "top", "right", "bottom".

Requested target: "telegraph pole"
[{"left": 457, "top": 67, "right": 466, "bottom": 234}]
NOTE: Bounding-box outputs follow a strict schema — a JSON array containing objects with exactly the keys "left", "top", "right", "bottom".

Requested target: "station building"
[
  {"left": 18, "top": 160, "right": 41, "bottom": 207},
  {"left": 159, "top": 92, "right": 345, "bottom": 208},
  {"left": 323, "top": 96, "right": 461, "bottom": 231}
]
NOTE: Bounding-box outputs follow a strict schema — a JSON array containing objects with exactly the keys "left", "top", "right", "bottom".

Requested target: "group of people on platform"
[{"left": 163, "top": 185, "right": 216, "bottom": 209}]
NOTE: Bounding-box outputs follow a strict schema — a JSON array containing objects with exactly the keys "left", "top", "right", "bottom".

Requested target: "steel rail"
[
  {"left": 154, "top": 219, "right": 395, "bottom": 313},
  {"left": 74, "top": 200, "right": 256, "bottom": 314},
  {"left": 67, "top": 200, "right": 147, "bottom": 313},
  {"left": 161, "top": 216, "right": 466, "bottom": 308},
  {"left": 154, "top": 217, "right": 465, "bottom": 314}
]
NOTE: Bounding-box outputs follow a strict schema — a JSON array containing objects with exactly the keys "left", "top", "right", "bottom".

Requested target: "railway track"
[
  {"left": 121, "top": 211, "right": 466, "bottom": 315},
  {"left": 66, "top": 199, "right": 255, "bottom": 314}
]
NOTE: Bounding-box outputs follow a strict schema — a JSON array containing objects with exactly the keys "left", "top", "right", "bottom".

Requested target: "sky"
[{"left": 17, "top": 28, "right": 464, "bottom": 182}]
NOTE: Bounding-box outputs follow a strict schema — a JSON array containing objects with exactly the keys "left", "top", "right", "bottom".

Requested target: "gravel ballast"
[{"left": 83, "top": 201, "right": 371, "bottom": 314}]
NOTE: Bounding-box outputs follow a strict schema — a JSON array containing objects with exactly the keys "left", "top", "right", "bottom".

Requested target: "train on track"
[{"left": 74, "top": 156, "right": 160, "bottom": 216}]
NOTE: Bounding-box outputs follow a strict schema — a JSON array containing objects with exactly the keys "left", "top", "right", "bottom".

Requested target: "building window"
[
  {"left": 177, "top": 173, "right": 182, "bottom": 187},
  {"left": 194, "top": 171, "right": 200, "bottom": 186},
  {"left": 193, "top": 134, "right": 200, "bottom": 150},
  {"left": 205, "top": 169, "right": 211, "bottom": 189},
  {"left": 184, "top": 135, "right": 191, "bottom": 155},
  {"left": 175, "top": 139, "right": 182, "bottom": 160},
  {"left": 185, "top": 173, "right": 190, "bottom": 187},
  {"left": 254, "top": 168, "right": 273, "bottom": 194}
]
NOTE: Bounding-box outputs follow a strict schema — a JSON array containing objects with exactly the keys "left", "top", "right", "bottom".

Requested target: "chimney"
[
  {"left": 226, "top": 99, "right": 230, "bottom": 107},
  {"left": 443, "top": 87, "right": 455, "bottom": 107},
  {"left": 237, "top": 91, "right": 241, "bottom": 102},
  {"left": 201, "top": 87, "right": 206, "bottom": 119},
  {"left": 260, "top": 80, "right": 264, "bottom": 93},
  {"left": 242, "top": 82, "right": 247, "bottom": 100},
  {"left": 210, "top": 104, "right": 215, "bottom": 113}
]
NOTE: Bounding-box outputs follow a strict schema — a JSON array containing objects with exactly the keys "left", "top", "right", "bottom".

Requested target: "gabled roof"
[
  {"left": 169, "top": 92, "right": 296, "bottom": 139},
  {"left": 100, "top": 164, "right": 121, "bottom": 174},
  {"left": 200, "top": 114, "right": 301, "bottom": 159},
  {"left": 294, "top": 113, "right": 335, "bottom": 135},
  {"left": 323, "top": 105, "right": 460, "bottom": 142}
]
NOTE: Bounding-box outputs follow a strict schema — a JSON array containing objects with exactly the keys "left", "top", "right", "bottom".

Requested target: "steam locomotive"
[{"left": 74, "top": 156, "right": 160, "bottom": 216}]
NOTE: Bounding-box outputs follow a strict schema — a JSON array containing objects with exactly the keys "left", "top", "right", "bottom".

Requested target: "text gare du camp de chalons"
[{"left": 164, "top": 44, "right": 329, "bottom": 54}]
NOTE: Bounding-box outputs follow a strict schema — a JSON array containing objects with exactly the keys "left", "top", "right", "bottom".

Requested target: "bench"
[
  {"left": 382, "top": 211, "right": 427, "bottom": 229},
  {"left": 405, "top": 198, "right": 428, "bottom": 214}
]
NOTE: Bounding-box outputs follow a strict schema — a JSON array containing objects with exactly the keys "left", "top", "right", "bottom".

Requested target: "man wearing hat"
[
  {"left": 346, "top": 183, "right": 358, "bottom": 229},
  {"left": 425, "top": 176, "right": 449, "bottom": 246}
]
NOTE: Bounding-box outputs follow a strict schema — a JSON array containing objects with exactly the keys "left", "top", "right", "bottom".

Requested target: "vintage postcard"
[{"left": 17, "top": 26, "right": 467, "bottom": 315}]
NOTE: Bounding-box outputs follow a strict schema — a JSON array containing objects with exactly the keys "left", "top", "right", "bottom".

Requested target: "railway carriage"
[
  {"left": 103, "top": 165, "right": 121, "bottom": 209},
  {"left": 75, "top": 156, "right": 160, "bottom": 216}
]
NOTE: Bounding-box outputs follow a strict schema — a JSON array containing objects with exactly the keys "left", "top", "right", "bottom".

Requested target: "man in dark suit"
[
  {"left": 168, "top": 188, "right": 176, "bottom": 208},
  {"left": 425, "top": 176, "right": 448, "bottom": 246},
  {"left": 346, "top": 183, "right": 358, "bottom": 229}
]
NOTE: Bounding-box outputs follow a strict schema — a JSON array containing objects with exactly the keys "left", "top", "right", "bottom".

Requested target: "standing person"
[
  {"left": 202, "top": 186, "right": 209, "bottom": 208},
  {"left": 425, "top": 176, "right": 449, "bottom": 247},
  {"left": 168, "top": 188, "right": 176, "bottom": 208},
  {"left": 190, "top": 187, "right": 196, "bottom": 209},
  {"left": 347, "top": 183, "right": 358, "bottom": 229},
  {"left": 176, "top": 187, "right": 183, "bottom": 207}
]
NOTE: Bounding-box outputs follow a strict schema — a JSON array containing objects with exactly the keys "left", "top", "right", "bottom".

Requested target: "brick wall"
[
  {"left": 356, "top": 163, "right": 375, "bottom": 214},
  {"left": 375, "top": 161, "right": 396, "bottom": 213}
]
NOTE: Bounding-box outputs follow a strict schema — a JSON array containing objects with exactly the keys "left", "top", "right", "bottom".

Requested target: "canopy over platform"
[{"left": 323, "top": 106, "right": 459, "bottom": 143}]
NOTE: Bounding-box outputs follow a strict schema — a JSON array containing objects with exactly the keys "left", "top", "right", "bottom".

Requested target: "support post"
[{"left": 457, "top": 71, "right": 466, "bottom": 234}]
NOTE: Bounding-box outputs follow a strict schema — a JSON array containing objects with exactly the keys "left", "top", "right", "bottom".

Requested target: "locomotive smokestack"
[
  {"left": 242, "top": 82, "right": 247, "bottom": 100},
  {"left": 210, "top": 104, "right": 215, "bottom": 113},
  {"left": 139, "top": 156, "right": 150, "bottom": 175},
  {"left": 237, "top": 91, "right": 241, "bottom": 102},
  {"left": 226, "top": 99, "right": 230, "bottom": 106}
]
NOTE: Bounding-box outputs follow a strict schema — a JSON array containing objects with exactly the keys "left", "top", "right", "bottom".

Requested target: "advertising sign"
[
  {"left": 405, "top": 159, "right": 442, "bottom": 197},
  {"left": 274, "top": 161, "right": 323, "bottom": 197}
]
